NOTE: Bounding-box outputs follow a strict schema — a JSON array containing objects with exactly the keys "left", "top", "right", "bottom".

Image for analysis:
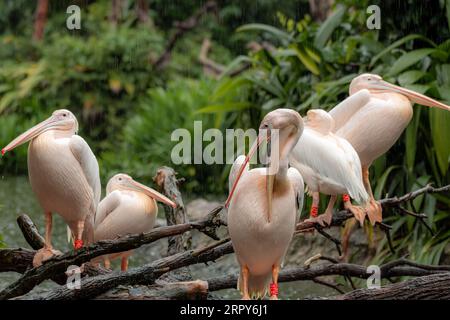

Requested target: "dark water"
[{"left": 0, "top": 176, "right": 333, "bottom": 299}]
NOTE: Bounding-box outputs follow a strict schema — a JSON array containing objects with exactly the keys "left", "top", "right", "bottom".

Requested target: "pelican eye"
[{"left": 118, "top": 177, "right": 122, "bottom": 181}]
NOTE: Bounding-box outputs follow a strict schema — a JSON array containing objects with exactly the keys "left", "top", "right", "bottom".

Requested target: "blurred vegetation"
[{"left": 0, "top": 0, "right": 449, "bottom": 263}]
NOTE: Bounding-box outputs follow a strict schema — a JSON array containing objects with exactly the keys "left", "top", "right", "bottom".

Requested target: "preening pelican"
[
  {"left": 226, "top": 108, "right": 304, "bottom": 300},
  {"left": 329, "top": 74, "right": 450, "bottom": 224},
  {"left": 289, "top": 109, "right": 369, "bottom": 226},
  {"left": 2, "top": 109, "right": 100, "bottom": 266},
  {"left": 93, "top": 174, "right": 176, "bottom": 271}
]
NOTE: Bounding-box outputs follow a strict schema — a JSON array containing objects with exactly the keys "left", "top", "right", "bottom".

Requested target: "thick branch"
[
  {"left": 0, "top": 210, "right": 224, "bottom": 300},
  {"left": 40, "top": 240, "right": 233, "bottom": 300},
  {"left": 206, "top": 258, "right": 450, "bottom": 292},
  {"left": 339, "top": 272, "right": 450, "bottom": 300}
]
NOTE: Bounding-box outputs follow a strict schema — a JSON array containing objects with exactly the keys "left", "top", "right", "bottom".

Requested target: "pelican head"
[
  {"left": 350, "top": 73, "right": 450, "bottom": 111},
  {"left": 2, "top": 109, "right": 79, "bottom": 156},
  {"left": 305, "top": 109, "right": 335, "bottom": 133},
  {"left": 107, "top": 173, "right": 177, "bottom": 208},
  {"left": 226, "top": 108, "right": 304, "bottom": 222}
]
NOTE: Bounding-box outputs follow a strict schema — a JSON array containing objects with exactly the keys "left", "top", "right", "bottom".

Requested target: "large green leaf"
[
  {"left": 370, "top": 34, "right": 435, "bottom": 67},
  {"left": 314, "top": 5, "right": 346, "bottom": 48},
  {"left": 398, "top": 70, "right": 427, "bottom": 86},
  {"left": 405, "top": 108, "right": 421, "bottom": 172},
  {"left": 294, "top": 46, "right": 320, "bottom": 75},
  {"left": 388, "top": 48, "right": 436, "bottom": 76},
  {"left": 429, "top": 108, "right": 450, "bottom": 175},
  {"left": 236, "top": 23, "right": 292, "bottom": 42}
]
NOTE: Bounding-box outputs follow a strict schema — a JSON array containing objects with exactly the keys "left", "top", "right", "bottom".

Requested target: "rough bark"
[{"left": 339, "top": 272, "right": 450, "bottom": 300}]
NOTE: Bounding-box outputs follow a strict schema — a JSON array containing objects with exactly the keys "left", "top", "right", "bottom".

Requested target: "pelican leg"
[
  {"left": 305, "top": 195, "right": 336, "bottom": 227},
  {"left": 362, "top": 166, "right": 382, "bottom": 225},
  {"left": 241, "top": 266, "right": 250, "bottom": 300},
  {"left": 74, "top": 220, "right": 85, "bottom": 250},
  {"left": 308, "top": 192, "right": 320, "bottom": 218},
  {"left": 269, "top": 265, "right": 280, "bottom": 300},
  {"left": 121, "top": 256, "right": 129, "bottom": 271},
  {"left": 340, "top": 218, "right": 357, "bottom": 262},
  {"left": 104, "top": 257, "right": 111, "bottom": 269},
  {"left": 343, "top": 194, "right": 366, "bottom": 226},
  {"left": 32, "top": 212, "right": 62, "bottom": 267}
]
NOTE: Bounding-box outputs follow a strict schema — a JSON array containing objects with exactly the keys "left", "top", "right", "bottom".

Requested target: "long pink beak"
[
  {"left": 375, "top": 80, "right": 450, "bottom": 111},
  {"left": 130, "top": 180, "right": 177, "bottom": 208},
  {"left": 2, "top": 116, "right": 58, "bottom": 156},
  {"left": 225, "top": 132, "right": 269, "bottom": 209}
]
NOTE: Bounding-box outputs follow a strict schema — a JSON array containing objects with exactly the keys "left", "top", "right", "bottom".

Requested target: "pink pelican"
[
  {"left": 2, "top": 109, "right": 100, "bottom": 266},
  {"left": 289, "top": 109, "right": 369, "bottom": 226},
  {"left": 93, "top": 173, "right": 176, "bottom": 271},
  {"left": 329, "top": 74, "right": 450, "bottom": 224},
  {"left": 226, "top": 109, "right": 305, "bottom": 300}
]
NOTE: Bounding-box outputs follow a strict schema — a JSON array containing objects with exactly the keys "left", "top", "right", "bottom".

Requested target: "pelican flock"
[{"left": 1, "top": 72, "right": 449, "bottom": 300}]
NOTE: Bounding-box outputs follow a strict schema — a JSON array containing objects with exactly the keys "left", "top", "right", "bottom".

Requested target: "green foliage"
[{"left": 101, "top": 78, "right": 224, "bottom": 194}]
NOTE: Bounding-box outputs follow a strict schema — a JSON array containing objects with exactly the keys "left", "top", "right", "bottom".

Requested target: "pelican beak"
[
  {"left": 129, "top": 180, "right": 177, "bottom": 208},
  {"left": 225, "top": 133, "right": 267, "bottom": 209},
  {"left": 266, "top": 173, "right": 275, "bottom": 223},
  {"left": 374, "top": 80, "right": 450, "bottom": 111},
  {"left": 1, "top": 116, "right": 59, "bottom": 156}
]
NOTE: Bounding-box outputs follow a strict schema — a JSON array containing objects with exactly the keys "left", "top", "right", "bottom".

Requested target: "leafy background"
[{"left": 0, "top": 0, "right": 449, "bottom": 263}]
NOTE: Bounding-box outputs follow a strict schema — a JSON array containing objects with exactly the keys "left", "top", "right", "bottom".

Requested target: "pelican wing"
[
  {"left": 287, "top": 167, "right": 304, "bottom": 218},
  {"left": 94, "top": 190, "right": 121, "bottom": 228},
  {"left": 69, "top": 135, "right": 101, "bottom": 206},
  {"left": 328, "top": 89, "right": 371, "bottom": 132},
  {"left": 289, "top": 128, "right": 369, "bottom": 204},
  {"left": 69, "top": 135, "right": 101, "bottom": 244},
  {"left": 228, "top": 155, "right": 249, "bottom": 194}
]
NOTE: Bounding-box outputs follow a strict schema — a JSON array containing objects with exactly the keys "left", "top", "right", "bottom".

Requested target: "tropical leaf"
[
  {"left": 429, "top": 107, "right": 450, "bottom": 175},
  {"left": 314, "top": 5, "right": 346, "bottom": 48},
  {"left": 236, "top": 23, "right": 292, "bottom": 42},
  {"left": 370, "top": 34, "right": 435, "bottom": 67},
  {"left": 388, "top": 48, "right": 436, "bottom": 76}
]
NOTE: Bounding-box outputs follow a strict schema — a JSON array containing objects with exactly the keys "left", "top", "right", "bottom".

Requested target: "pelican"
[
  {"left": 2, "top": 109, "right": 100, "bottom": 266},
  {"left": 289, "top": 109, "right": 369, "bottom": 226},
  {"left": 226, "top": 108, "right": 304, "bottom": 300},
  {"left": 329, "top": 74, "right": 450, "bottom": 224},
  {"left": 93, "top": 173, "right": 176, "bottom": 271}
]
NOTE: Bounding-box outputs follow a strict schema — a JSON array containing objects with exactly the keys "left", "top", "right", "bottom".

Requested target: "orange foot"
[
  {"left": 305, "top": 212, "right": 333, "bottom": 227},
  {"left": 343, "top": 201, "right": 366, "bottom": 226},
  {"left": 33, "top": 247, "right": 62, "bottom": 267},
  {"left": 366, "top": 199, "right": 382, "bottom": 225}
]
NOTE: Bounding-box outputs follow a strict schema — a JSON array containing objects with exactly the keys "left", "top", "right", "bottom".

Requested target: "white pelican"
[
  {"left": 329, "top": 74, "right": 450, "bottom": 224},
  {"left": 93, "top": 173, "right": 176, "bottom": 271},
  {"left": 2, "top": 109, "right": 100, "bottom": 266},
  {"left": 226, "top": 109, "right": 305, "bottom": 300},
  {"left": 289, "top": 109, "right": 369, "bottom": 226}
]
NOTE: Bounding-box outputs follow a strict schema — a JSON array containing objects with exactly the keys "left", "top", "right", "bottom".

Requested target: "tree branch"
[{"left": 152, "top": 1, "right": 218, "bottom": 70}]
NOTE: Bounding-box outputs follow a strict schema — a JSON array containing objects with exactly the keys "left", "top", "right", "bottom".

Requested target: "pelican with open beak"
[
  {"left": 226, "top": 109, "right": 305, "bottom": 300},
  {"left": 329, "top": 73, "right": 450, "bottom": 225},
  {"left": 93, "top": 174, "right": 176, "bottom": 271},
  {"left": 2, "top": 109, "right": 101, "bottom": 266}
]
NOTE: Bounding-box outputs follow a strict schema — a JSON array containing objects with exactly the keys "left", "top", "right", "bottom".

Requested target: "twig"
[{"left": 152, "top": 1, "right": 218, "bottom": 70}]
